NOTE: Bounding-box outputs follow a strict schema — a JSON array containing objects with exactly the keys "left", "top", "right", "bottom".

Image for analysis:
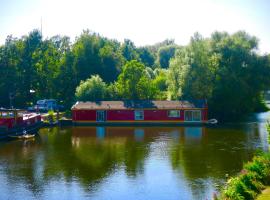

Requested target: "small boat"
[
  {"left": 207, "top": 119, "right": 218, "bottom": 124},
  {"left": 0, "top": 109, "right": 42, "bottom": 140},
  {"left": 9, "top": 132, "right": 36, "bottom": 139}
]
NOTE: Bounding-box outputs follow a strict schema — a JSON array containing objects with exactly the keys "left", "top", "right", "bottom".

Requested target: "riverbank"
[
  {"left": 218, "top": 153, "right": 270, "bottom": 199},
  {"left": 218, "top": 122, "right": 270, "bottom": 200},
  {"left": 257, "top": 187, "right": 270, "bottom": 200}
]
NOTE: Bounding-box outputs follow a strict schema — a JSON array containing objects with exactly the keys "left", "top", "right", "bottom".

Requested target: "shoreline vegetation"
[
  {"left": 217, "top": 123, "right": 270, "bottom": 200},
  {"left": 1, "top": 30, "right": 270, "bottom": 122}
]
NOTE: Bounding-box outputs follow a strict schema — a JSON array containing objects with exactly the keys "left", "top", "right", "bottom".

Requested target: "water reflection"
[{"left": 0, "top": 121, "right": 268, "bottom": 200}]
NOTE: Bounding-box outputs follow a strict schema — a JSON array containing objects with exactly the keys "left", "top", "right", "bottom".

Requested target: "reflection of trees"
[
  {"left": 0, "top": 125, "right": 262, "bottom": 199},
  {"left": 0, "top": 136, "right": 44, "bottom": 195},
  {"left": 0, "top": 126, "right": 151, "bottom": 194},
  {"left": 72, "top": 127, "right": 151, "bottom": 178},
  {"left": 170, "top": 126, "right": 261, "bottom": 199}
]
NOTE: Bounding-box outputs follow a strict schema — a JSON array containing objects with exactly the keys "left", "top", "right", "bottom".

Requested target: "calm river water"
[{"left": 0, "top": 112, "right": 269, "bottom": 200}]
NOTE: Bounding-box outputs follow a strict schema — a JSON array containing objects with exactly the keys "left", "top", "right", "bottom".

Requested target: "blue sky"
[{"left": 0, "top": 0, "right": 269, "bottom": 53}]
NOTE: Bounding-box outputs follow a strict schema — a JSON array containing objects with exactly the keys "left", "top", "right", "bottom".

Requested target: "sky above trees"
[{"left": 0, "top": 0, "right": 270, "bottom": 53}]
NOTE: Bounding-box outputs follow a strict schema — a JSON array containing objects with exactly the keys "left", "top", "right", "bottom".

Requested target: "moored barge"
[
  {"left": 0, "top": 109, "right": 42, "bottom": 139},
  {"left": 72, "top": 100, "right": 216, "bottom": 126}
]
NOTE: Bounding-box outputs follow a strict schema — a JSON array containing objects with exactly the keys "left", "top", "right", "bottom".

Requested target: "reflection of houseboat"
[
  {"left": 72, "top": 100, "right": 214, "bottom": 126},
  {"left": 0, "top": 109, "right": 42, "bottom": 140}
]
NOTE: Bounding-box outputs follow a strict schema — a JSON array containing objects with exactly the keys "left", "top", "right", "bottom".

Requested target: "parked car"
[{"left": 28, "top": 99, "right": 64, "bottom": 112}]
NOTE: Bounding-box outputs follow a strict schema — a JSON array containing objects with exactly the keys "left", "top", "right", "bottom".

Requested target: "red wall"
[
  {"left": 0, "top": 116, "right": 24, "bottom": 129},
  {"left": 201, "top": 109, "right": 208, "bottom": 121},
  {"left": 73, "top": 109, "right": 190, "bottom": 121},
  {"left": 73, "top": 110, "right": 96, "bottom": 121},
  {"left": 107, "top": 110, "right": 134, "bottom": 120}
]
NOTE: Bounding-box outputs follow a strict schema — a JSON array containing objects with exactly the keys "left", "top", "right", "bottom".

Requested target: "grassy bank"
[
  {"left": 218, "top": 123, "right": 270, "bottom": 200},
  {"left": 218, "top": 153, "right": 270, "bottom": 200}
]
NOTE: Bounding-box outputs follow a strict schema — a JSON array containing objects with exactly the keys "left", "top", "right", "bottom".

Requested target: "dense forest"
[{"left": 0, "top": 29, "right": 270, "bottom": 120}]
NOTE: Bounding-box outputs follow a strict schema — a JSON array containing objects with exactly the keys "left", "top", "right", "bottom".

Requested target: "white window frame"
[
  {"left": 168, "top": 110, "right": 180, "bottom": 118},
  {"left": 184, "top": 110, "right": 202, "bottom": 122},
  {"left": 134, "top": 110, "right": 144, "bottom": 120}
]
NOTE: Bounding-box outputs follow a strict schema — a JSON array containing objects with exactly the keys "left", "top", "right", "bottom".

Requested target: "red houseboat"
[
  {"left": 72, "top": 100, "right": 215, "bottom": 126},
  {"left": 0, "top": 109, "right": 42, "bottom": 139}
]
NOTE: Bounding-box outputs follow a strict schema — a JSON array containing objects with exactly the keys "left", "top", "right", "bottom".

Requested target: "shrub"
[{"left": 219, "top": 153, "right": 270, "bottom": 200}]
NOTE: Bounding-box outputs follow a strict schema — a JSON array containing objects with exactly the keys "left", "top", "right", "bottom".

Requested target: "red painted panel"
[
  {"left": 202, "top": 109, "right": 208, "bottom": 121},
  {"left": 0, "top": 118, "right": 14, "bottom": 128},
  {"left": 107, "top": 110, "right": 134, "bottom": 121},
  {"left": 73, "top": 110, "right": 96, "bottom": 121}
]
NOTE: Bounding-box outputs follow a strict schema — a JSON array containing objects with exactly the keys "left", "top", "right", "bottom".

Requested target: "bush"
[{"left": 220, "top": 153, "right": 270, "bottom": 200}]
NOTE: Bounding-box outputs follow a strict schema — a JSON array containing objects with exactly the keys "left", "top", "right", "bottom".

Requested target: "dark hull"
[{"left": 0, "top": 122, "right": 42, "bottom": 140}]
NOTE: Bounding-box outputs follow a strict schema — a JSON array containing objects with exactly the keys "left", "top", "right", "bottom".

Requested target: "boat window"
[
  {"left": 184, "top": 110, "right": 201, "bottom": 121},
  {"left": 9, "top": 112, "right": 14, "bottom": 117},
  {"left": 1, "top": 112, "right": 8, "bottom": 117},
  {"left": 168, "top": 110, "right": 180, "bottom": 118},
  {"left": 135, "top": 110, "right": 144, "bottom": 120},
  {"left": 193, "top": 111, "right": 201, "bottom": 121},
  {"left": 185, "top": 111, "right": 193, "bottom": 121}
]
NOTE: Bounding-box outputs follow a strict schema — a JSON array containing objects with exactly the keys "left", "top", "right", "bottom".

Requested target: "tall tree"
[
  {"left": 120, "top": 39, "right": 139, "bottom": 62},
  {"left": 75, "top": 75, "right": 107, "bottom": 101},
  {"left": 116, "top": 60, "right": 157, "bottom": 99}
]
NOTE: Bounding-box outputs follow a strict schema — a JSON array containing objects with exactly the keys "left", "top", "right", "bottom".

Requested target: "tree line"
[{"left": 0, "top": 29, "right": 270, "bottom": 120}]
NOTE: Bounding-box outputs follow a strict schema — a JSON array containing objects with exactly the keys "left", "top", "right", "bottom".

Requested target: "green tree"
[
  {"left": 75, "top": 75, "right": 107, "bottom": 101},
  {"left": 157, "top": 45, "right": 177, "bottom": 68},
  {"left": 116, "top": 60, "right": 157, "bottom": 99},
  {"left": 0, "top": 36, "right": 21, "bottom": 107},
  {"left": 72, "top": 30, "right": 123, "bottom": 84},
  {"left": 168, "top": 31, "right": 270, "bottom": 120},
  {"left": 137, "top": 47, "right": 155, "bottom": 67},
  {"left": 168, "top": 33, "right": 217, "bottom": 100},
  {"left": 209, "top": 31, "right": 270, "bottom": 119},
  {"left": 120, "top": 39, "right": 139, "bottom": 62},
  {"left": 152, "top": 69, "right": 168, "bottom": 99}
]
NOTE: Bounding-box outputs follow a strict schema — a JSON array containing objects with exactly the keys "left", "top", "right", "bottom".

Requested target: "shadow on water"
[{"left": 0, "top": 112, "right": 269, "bottom": 200}]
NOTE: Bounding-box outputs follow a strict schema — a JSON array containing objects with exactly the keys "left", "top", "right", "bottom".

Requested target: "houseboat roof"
[{"left": 72, "top": 100, "right": 207, "bottom": 110}]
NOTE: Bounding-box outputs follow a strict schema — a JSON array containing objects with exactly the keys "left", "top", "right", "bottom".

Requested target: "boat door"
[
  {"left": 184, "top": 110, "right": 201, "bottom": 122},
  {"left": 96, "top": 111, "right": 106, "bottom": 122}
]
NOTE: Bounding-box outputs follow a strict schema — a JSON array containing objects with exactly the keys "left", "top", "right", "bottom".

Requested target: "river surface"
[{"left": 0, "top": 112, "right": 269, "bottom": 200}]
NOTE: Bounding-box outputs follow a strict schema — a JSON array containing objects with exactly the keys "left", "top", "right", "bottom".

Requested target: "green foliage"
[
  {"left": 116, "top": 60, "right": 158, "bottom": 100},
  {"left": 47, "top": 110, "right": 56, "bottom": 123},
  {"left": 0, "top": 29, "right": 269, "bottom": 122},
  {"left": 121, "top": 39, "right": 139, "bottom": 62},
  {"left": 157, "top": 45, "right": 177, "bottom": 68},
  {"left": 220, "top": 153, "right": 270, "bottom": 200},
  {"left": 168, "top": 31, "right": 270, "bottom": 120},
  {"left": 137, "top": 47, "right": 155, "bottom": 67},
  {"left": 75, "top": 75, "right": 107, "bottom": 101},
  {"left": 72, "top": 30, "right": 123, "bottom": 83}
]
